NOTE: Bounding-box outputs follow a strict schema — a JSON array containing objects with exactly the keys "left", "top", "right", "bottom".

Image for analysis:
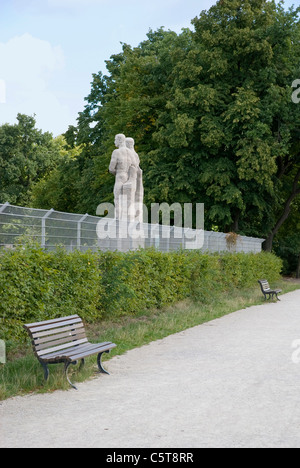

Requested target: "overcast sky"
[{"left": 0, "top": 0, "right": 297, "bottom": 137}]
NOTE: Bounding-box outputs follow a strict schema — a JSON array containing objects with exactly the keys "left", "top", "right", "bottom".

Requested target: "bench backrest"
[
  {"left": 24, "top": 315, "right": 88, "bottom": 360},
  {"left": 258, "top": 279, "right": 271, "bottom": 292}
]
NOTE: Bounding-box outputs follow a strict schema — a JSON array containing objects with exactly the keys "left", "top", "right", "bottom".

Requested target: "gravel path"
[{"left": 1, "top": 289, "right": 300, "bottom": 448}]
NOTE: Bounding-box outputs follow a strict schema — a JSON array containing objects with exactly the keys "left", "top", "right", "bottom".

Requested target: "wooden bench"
[
  {"left": 24, "top": 315, "right": 116, "bottom": 390},
  {"left": 258, "top": 279, "right": 282, "bottom": 302}
]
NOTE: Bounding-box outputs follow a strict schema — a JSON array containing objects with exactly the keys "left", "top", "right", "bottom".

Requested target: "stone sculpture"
[
  {"left": 109, "top": 134, "right": 144, "bottom": 222},
  {"left": 125, "top": 137, "right": 144, "bottom": 223}
]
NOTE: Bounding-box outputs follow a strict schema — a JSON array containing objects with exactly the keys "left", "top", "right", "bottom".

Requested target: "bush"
[
  {"left": 0, "top": 244, "right": 102, "bottom": 340},
  {"left": 0, "top": 245, "right": 282, "bottom": 341},
  {"left": 97, "top": 249, "right": 191, "bottom": 317}
]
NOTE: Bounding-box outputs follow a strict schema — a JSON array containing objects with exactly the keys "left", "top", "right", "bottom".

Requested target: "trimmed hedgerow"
[
  {"left": 0, "top": 245, "right": 282, "bottom": 341},
  {"left": 0, "top": 245, "right": 102, "bottom": 340}
]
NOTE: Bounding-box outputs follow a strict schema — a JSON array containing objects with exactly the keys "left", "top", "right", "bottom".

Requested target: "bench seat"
[
  {"left": 258, "top": 279, "right": 282, "bottom": 301},
  {"left": 24, "top": 315, "right": 116, "bottom": 390}
]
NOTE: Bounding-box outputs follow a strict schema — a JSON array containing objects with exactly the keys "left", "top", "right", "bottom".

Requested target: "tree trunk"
[
  {"left": 263, "top": 168, "right": 300, "bottom": 252},
  {"left": 232, "top": 209, "right": 240, "bottom": 233},
  {"left": 263, "top": 234, "right": 274, "bottom": 253},
  {"left": 297, "top": 254, "right": 300, "bottom": 279}
]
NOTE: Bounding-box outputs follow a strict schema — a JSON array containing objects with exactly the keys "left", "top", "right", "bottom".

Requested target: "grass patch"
[{"left": 0, "top": 278, "right": 299, "bottom": 401}]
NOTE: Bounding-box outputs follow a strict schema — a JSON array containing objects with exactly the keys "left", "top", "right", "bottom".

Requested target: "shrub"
[
  {"left": 0, "top": 244, "right": 102, "bottom": 340},
  {"left": 0, "top": 245, "right": 282, "bottom": 342}
]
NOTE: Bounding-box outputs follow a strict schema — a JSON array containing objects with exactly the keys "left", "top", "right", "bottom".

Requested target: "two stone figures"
[{"left": 109, "top": 134, "right": 144, "bottom": 223}]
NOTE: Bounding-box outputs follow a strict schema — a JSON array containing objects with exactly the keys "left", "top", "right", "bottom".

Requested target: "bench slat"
[
  {"left": 66, "top": 343, "right": 116, "bottom": 362},
  {"left": 31, "top": 323, "right": 85, "bottom": 340},
  {"left": 37, "top": 338, "right": 88, "bottom": 357},
  {"left": 40, "top": 342, "right": 114, "bottom": 361},
  {"left": 40, "top": 343, "right": 94, "bottom": 360},
  {"left": 34, "top": 331, "right": 87, "bottom": 351},
  {"left": 27, "top": 318, "right": 83, "bottom": 334},
  {"left": 34, "top": 328, "right": 86, "bottom": 345},
  {"left": 24, "top": 315, "right": 80, "bottom": 329},
  {"left": 62, "top": 342, "right": 114, "bottom": 358}
]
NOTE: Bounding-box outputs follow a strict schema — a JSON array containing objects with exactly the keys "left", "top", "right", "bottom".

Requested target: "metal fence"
[{"left": 0, "top": 202, "right": 264, "bottom": 254}]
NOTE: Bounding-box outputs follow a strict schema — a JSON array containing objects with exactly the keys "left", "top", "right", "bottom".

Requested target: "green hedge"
[
  {"left": 0, "top": 245, "right": 282, "bottom": 341},
  {"left": 0, "top": 246, "right": 102, "bottom": 340}
]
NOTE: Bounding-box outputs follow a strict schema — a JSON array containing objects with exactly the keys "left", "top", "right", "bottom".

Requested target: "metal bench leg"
[
  {"left": 97, "top": 351, "right": 110, "bottom": 375},
  {"left": 41, "top": 362, "right": 49, "bottom": 382},
  {"left": 79, "top": 358, "right": 85, "bottom": 369},
  {"left": 64, "top": 361, "right": 78, "bottom": 390}
]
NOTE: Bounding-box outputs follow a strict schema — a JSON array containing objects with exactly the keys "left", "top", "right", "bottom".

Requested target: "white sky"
[{"left": 0, "top": 0, "right": 298, "bottom": 136}]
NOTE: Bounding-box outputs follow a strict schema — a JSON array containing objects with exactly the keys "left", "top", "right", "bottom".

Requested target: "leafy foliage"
[
  {"left": 61, "top": 1, "right": 300, "bottom": 242},
  {"left": 0, "top": 114, "right": 62, "bottom": 206},
  {"left": 1, "top": 1, "right": 298, "bottom": 271},
  {"left": 0, "top": 245, "right": 282, "bottom": 341},
  {"left": 0, "top": 244, "right": 102, "bottom": 340},
  {"left": 61, "top": 0, "right": 300, "bottom": 270}
]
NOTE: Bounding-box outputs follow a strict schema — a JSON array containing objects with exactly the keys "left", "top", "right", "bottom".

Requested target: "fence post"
[
  {"left": 0, "top": 202, "right": 10, "bottom": 213},
  {"left": 41, "top": 209, "right": 54, "bottom": 248},
  {"left": 77, "top": 214, "right": 88, "bottom": 250}
]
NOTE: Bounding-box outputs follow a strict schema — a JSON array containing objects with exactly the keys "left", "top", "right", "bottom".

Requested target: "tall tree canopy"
[
  {"left": 0, "top": 114, "right": 62, "bottom": 206},
  {"left": 59, "top": 0, "right": 299, "bottom": 267}
]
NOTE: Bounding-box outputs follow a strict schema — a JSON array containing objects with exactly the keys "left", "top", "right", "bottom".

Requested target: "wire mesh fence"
[{"left": 0, "top": 202, "right": 264, "bottom": 254}]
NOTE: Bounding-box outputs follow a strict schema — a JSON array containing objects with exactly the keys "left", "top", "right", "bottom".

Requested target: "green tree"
[
  {"left": 64, "top": 0, "right": 299, "bottom": 257},
  {"left": 64, "top": 28, "right": 188, "bottom": 215},
  {"left": 0, "top": 114, "right": 61, "bottom": 206},
  {"left": 149, "top": 0, "right": 300, "bottom": 240},
  {"left": 30, "top": 136, "right": 83, "bottom": 213}
]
